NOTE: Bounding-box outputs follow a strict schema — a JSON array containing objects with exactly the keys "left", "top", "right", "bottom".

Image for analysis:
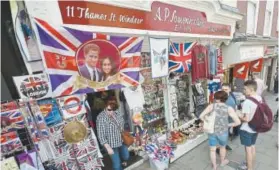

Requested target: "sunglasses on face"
[{"left": 107, "top": 108, "right": 114, "bottom": 112}]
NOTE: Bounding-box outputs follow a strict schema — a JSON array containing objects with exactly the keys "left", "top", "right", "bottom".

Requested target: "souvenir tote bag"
[{"left": 203, "top": 104, "right": 216, "bottom": 134}]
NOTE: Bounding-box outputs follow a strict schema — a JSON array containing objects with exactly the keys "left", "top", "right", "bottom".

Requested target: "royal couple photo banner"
[{"left": 34, "top": 18, "right": 144, "bottom": 97}]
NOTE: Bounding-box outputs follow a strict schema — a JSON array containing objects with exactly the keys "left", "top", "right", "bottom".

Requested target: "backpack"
[{"left": 247, "top": 97, "right": 273, "bottom": 133}]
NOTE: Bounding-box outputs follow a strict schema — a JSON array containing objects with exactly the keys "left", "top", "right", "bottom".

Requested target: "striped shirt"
[{"left": 96, "top": 110, "right": 124, "bottom": 148}]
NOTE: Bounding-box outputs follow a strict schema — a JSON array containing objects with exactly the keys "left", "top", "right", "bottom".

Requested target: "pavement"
[{"left": 134, "top": 92, "right": 278, "bottom": 170}]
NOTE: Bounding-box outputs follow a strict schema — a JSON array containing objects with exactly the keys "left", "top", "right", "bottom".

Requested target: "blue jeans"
[{"left": 110, "top": 145, "right": 130, "bottom": 170}]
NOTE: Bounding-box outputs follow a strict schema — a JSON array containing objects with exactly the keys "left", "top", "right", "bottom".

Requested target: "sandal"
[
  {"left": 220, "top": 159, "right": 229, "bottom": 166},
  {"left": 122, "top": 162, "right": 127, "bottom": 167}
]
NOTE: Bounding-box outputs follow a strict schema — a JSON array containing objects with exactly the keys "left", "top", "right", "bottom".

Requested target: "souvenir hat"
[{"left": 63, "top": 121, "right": 87, "bottom": 144}]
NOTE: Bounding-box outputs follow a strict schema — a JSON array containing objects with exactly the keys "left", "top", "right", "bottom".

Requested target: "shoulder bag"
[
  {"left": 203, "top": 104, "right": 216, "bottom": 134},
  {"left": 109, "top": 113, "right": 134, "bottom": 146}
]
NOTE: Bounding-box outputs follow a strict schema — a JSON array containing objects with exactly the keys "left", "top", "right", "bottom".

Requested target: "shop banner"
[
  {"left": 250, "top": 58, "right": 263, "bottom": 72},
  {"left": 233, "top": 62, "right": 250, "bottom": 80},
  {"left": 57, "top": 1, "right": 231, "bottom": 36},
  {"left": 149, "top": 37, "right": 169, "bottom": 78},
  {"left": 217, "top": 48, "right": 224, "bottom": 74},
  {"left": 169, "top": 42, "right": 196, "bottom": 73},
  {"left": 167, "top": 85, "right": 179, "bottom": 130},
  {"left": 34, "top": 18, "right": 144, "bottom": 96},
  {"left": 13, "top": 73, "right": 52, "bottom": 100},
  {"left": 57, "top": 94, "right": 87, "bottom": 119}
]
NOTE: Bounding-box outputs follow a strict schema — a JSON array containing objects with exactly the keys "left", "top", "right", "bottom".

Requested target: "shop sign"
[
  {"left": 13, "top": 73, "right": 52, "bottom": 100},
  {"left": 264, "top": 46, "right": 275, "bottom": 56},
  {"left": 58, "top": 1, "right": 231, "bottom": 36},
  {"left": 263, "top": 58, "right": 272, "bottom": 66},
  {"left": 168, "top": 85, "right": 179, "bottom": 130},
  {"left": 233, "top": 62, "right": 250, "bottom": 79},
  {"left": 250, "top": 58, "right": 263, "bottom": 72},
  {"left": 239, "top": 46, "right": 264, "bottom": 61},
  {"left": 217, "top": 48, "right": 224, "bottom": 74}
]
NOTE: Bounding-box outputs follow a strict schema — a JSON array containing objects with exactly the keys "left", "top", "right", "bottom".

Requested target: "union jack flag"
[
  {"left": 0, "top": 110, "right": 25, "bottom": 133},
  {"left": 55, "top": 155, "right": 78, "bottom": 170},
  {"left": 34, "top": 18, "right": 144, "bottom": 97},
  {"left": 1, "top": 132, "right": 23, "bottom": 155},
  {"left": 169, "top": 42, "right": 197, "bottom": 73}
]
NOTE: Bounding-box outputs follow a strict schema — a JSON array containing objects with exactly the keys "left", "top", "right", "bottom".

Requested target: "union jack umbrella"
[
  {"left": 34, "top": 18, "right": 144, "bottom": 96},
  {"left": 169, "top": 42, "right": 197, "bottom": 73}
]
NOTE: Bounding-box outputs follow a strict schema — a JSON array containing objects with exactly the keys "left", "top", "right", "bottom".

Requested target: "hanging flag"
[
  {"left": 233, "top": 62, "right": 250, "bottom": 80},
  {"left": 250, "top": 58, "right": 263, "bottom": 72},
  {"left": 169, "top": 42, "right": 197, "bottom": 73},
  {"left": 34, "top": 18, "right": 144, "bottom": 97},
  {"left": 149, "top": 37, "right": 169, "bottom": 78}
]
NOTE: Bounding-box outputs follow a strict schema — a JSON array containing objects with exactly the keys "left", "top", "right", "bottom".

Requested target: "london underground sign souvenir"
[
  {"left": 58, "top": 1, "right": 231, "bottom": 36},
  {"left": 57, "top": 94, "right": 87, "bottom": 119},
  {"left": 13, "top": 74, "right": 52, "bottom": 100}
]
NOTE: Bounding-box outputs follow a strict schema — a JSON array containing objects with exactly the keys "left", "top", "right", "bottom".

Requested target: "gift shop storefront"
[
  {"left": 1, "top": 1, "right": 242, "bottom": 170},
  {"left": 222, "top": 36, "right": 277, "bottom": 93}
]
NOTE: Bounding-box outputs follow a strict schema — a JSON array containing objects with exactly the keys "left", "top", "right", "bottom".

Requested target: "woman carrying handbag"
[
  {"left": 97, "top": 97, "right": 132, "bottom": 170},
  {"left": 199, "top": 91, "right": 241, "bottom": 170}
]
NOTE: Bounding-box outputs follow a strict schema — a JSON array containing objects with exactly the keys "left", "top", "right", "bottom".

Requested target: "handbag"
[
  {"left": 203, "top": 104, "right": 216, "bottom": 134},
  {"left": 109, "top": 113, "right": 134, "bottom": 146}
]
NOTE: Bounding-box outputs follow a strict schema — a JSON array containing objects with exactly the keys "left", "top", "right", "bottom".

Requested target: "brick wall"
[
  {"left": 236, "top": 1, "right": 247, "bottom": 33},
  {"left": 256, "top": 1, "right": 267, "bottom": 35},
  {"left": 271, "top": 0, "right": 278, "bottom": 37}
]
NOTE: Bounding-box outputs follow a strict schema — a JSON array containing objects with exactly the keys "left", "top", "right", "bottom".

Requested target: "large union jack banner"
[
  {"left": 34, "top": 18, "right": 144, "bottom": 97},
  {"left": 169, "top": 42, "right": 197, "bottom": 73}
]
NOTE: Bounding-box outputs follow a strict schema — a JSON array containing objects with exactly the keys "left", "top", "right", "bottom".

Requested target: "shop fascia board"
[
  {"left": 92, "top": 0, "right": 242, "bottom": 37},
  {"left": 65, "top": 23, "right": 233, "bottom": 43},
  {"left": 222, "top": 42, "right": 264, "bottom": 66}
]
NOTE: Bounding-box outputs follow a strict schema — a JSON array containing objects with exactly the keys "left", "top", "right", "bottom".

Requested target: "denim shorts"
[
  {"left": 208, "top": 131, "right": 228, "bottom": 147},
  {"left": 240, "top": 130, "right": 258, "bottom": 147}
]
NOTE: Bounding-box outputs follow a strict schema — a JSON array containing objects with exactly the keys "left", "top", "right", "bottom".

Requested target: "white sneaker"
[{"left": 238, "top": 161, "right": 247, "bottom": 170}]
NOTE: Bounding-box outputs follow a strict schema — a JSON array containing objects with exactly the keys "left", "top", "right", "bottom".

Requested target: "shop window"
[
  {"left": 246, "top": 1, "right": 258, "bottom": 34},
  {"left": 263, "top": 0, "right": 274, "bottom": 36}
]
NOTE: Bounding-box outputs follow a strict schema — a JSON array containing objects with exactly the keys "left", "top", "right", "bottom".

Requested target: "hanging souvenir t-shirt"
[
  {"left": 123, "top": 86, "right": 145, "bottom": 112},
  {"left": 207, "top": 45, "right": 218, "bottom": 75},
  {"left": 37, "top": 99, "right": 62, "bottom": 126},
  {"left": 57, "top": 94, "right": 87, "bottom": 120},
  {"left": 191, "top": 45, "right": 209, "bottom": 83}
]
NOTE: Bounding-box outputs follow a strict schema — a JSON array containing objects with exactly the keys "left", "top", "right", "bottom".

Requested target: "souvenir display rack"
[{"left": 0, "top": 95, "right": 103, "bottom": 170}]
